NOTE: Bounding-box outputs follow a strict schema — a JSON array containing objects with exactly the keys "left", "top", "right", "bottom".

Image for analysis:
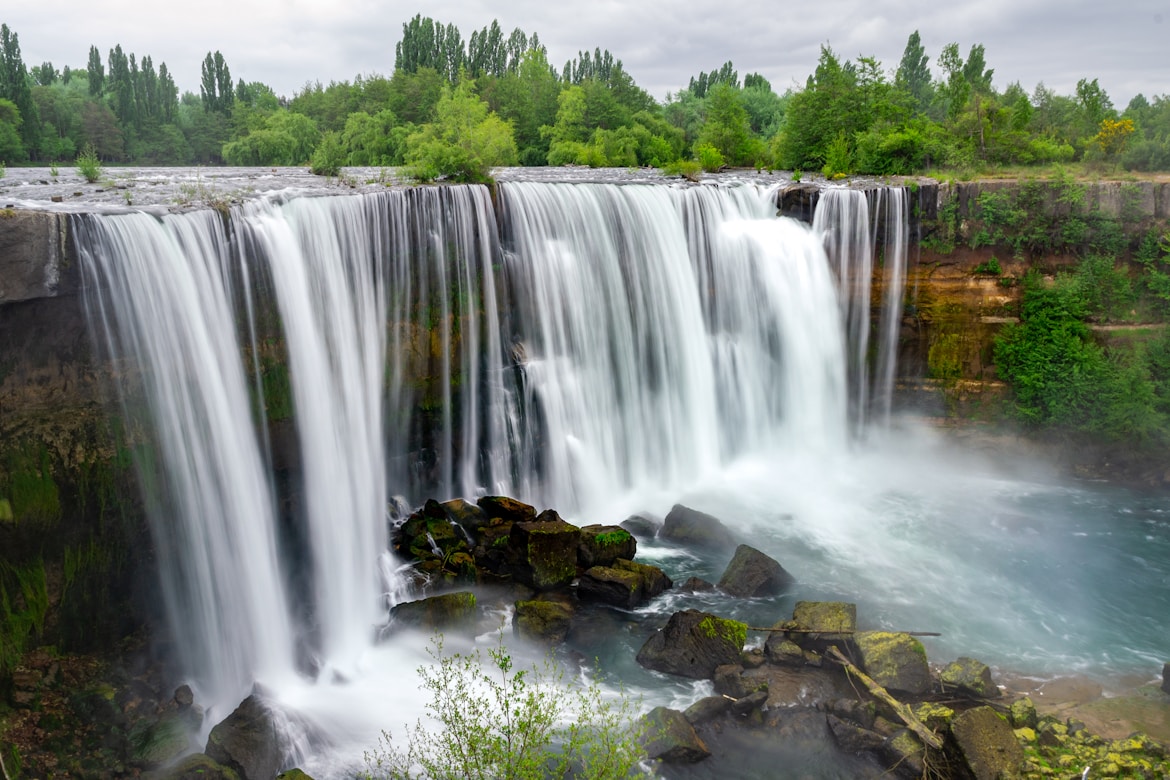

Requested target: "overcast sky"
[{"left": 3, "top": 2, "right": 1166, "bottom": 109}]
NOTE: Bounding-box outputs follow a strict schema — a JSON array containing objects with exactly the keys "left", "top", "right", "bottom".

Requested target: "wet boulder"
[
  {"left": 949, "top": 705, "right": 1026, "bottom": 780},
  {"left": 1008, "top": 697, "right": 1038, "bottom": 729},
  {"left": 441, "top": 498, "right": 488, "bottom": 532},
  {"left": 716, "top": 544, "right": 794, "bottom": 597},
  {"left": 390, "top": 591, "right": 478, "bottom": 632},
  {"left": 640, "top": 706, "right": 711, "bottom": 763},
  {"left": 513, "top": 599, "right": 574, "bottom": 645},
  {"left": 683, "top": 696, "right": 731, "bottom": 725},
  {"left": 508, "top": 510, "right": 581, "bottom": 590},
  {"left": 660, "top": 504, "right": 738, "bottom": 551},
  {"left": 477, "top": 495, "right": 537, "bottom": 523},
  {"left": 577, "top": 524, "right": 637, "bottom": 568},
  {"left": 636, "top": 609, "right": 747, "bottom": 679},
  {"left": 827, "top": 714, "right": 886, "bottom": 753},
  {"left": 153, "top": 753, "right": 240, "bottom": 780},
  {"left": 939, "top": 656, "right": 1000, "bottom": 698},
  {"left": 613, "top": 558, "right": 672, "bottom": 599},
  {"left": 619, "top": 513, "right": 661, "bottom": 539},
  {"left": 577, "top": 565, "right": 644, "bottom": 609},
  {"left": 854, "top": 631, "right": 932, "bottom": 696},
  {"left": 205, "top": 695, "right": 282, "bottom": 780}
]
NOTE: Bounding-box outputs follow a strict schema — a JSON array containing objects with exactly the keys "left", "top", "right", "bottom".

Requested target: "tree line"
[{"left": 0, "top": 18, "right": 1167, "bottom": 179}]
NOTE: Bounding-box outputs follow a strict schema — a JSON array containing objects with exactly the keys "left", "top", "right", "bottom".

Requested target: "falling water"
[{"left": 76, "top": 178, "right": 914, "bottom": 767}]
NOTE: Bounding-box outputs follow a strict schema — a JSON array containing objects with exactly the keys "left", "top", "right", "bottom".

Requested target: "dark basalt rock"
[
  {"left": 939, "top": 656, "right": 1000, "bottom": 698},
  {"left": 513, "top": 598, "right": 574, "bottom": 645},
  {"left": 640, "top": 706, "right": 711, "bottom": 763},
  {"left": 716, "top": 544, "right": 795, "bottom": 597},
  {"left": 619, "top": 512, "right": 660, "bottom": 538},
  {"left": 577, "top": 565, "right": 644, "bottom": 609},
  {"left": 949, "top": 705, "right": 1026, "bottom": 780},
  {"left": 636, "top": 609, "right": 747, "bottom": 680},
  {"left": 683, "top": 695, "right": 731, "bottom": 725},
  {"left": 508, "top": 510, "right": 580, "bottom": 590},
  {"left": 389, "top": 591, "right": 478, "bottom": 632},
  {"left": 205, "top": 695, "right": 282, "bottom": 780},
  {"left": 660, "top": 504, "right": 739, "bottom": 551},
  {"left": 476, "top": 495, "right": 537, "bottom": 523},
  {"left": 577, "top": 524, "right": 637, "bottom": 568}
]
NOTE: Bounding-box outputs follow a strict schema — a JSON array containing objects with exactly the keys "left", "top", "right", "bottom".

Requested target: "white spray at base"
[{"left": 77, "top": 180, "right": 920, "bottom": 771}]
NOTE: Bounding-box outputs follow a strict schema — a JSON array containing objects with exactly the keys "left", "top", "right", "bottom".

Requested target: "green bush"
[
  {"left": 694, "top": 142, "right": 724, "bottom": 172},
  {"left": 310, "top": 131, "right": 346, "bottom": 176},
  {"left": 77, "top": 143, "right": 102, "bottom": 183},
  {"left": 406, "top": 78, "right": 517, "bottom": 184},
  {"left": 363, "top": 636, "right": 643, "bottom": 780}
]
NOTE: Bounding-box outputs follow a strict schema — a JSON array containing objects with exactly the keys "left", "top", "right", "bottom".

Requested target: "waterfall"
[{"left": 76, "top": 178, "right": 910, "bottom": 727}]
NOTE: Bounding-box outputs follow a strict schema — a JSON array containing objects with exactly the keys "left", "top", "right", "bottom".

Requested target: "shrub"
[
  {"left": 77, "top": 143, "right": 102, "bottom": 183},
  {"left": 363, "top": 635, "right": 643, "bottom": 780},
  {"left": 694, "top": 142, "right": 724, "bottom": 172},
  {"left": 310, "top": 131, "right": 346, "bottom": 176}
]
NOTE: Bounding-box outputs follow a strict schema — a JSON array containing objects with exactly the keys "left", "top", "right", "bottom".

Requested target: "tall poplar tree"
[{"left": 0, "top": 23, "right": 39, "bottom": 156}]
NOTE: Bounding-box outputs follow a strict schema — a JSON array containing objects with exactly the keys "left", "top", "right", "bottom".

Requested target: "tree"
[
  {"left": 0, "top": 24, "right": 39, "bottom": 155},
  {"left": 86, "top": 45, "right": 104, "bottom": 97},
  {"left": 696, "top": 83, "right": 761, "bottom": 165},
  {"left": 894, "top": 31, "right": 932, "bottom": 112},
  {"left": 405, "top": 76, "right": 517, "bottom": 182},
  {"left": 0, "top": 97, "right": 25, "bottom": 162},
  {"left": 200, "top": 51, "right": 233, "bottom": 114}
]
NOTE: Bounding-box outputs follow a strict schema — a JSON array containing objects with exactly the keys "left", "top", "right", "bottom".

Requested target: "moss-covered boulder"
[
  {"left": 130, "top": 709, "right": 196, "bottom": 768},
  {"left": 577, "top": 564, "right": 645, "bottom": 609},
  {"left": 636, "top": 609, "right": 747, "bottom": 679},
  {"left": 441, "top": 498, "right": 487, "bottom": 531},
  {"left": 276, "top": 769, "right": 316, "bottom": 780},
  {"left": 881, "top": 728, "right": 926, "bottom": 778},
  {"left": 513, "top": 599, "right": 574, "bottom": 645},
  {"left": 152, "top": 752, "right": 241, "bottom": 780},
  {"left": 716, "top": 544, "right": 794, "bottom": 598},
  {"left": 390, "top": 591, "right": 478, "bottom": 632},
  {"left": 939, "top": 656, "right": 999, "bottom": 698},
  {"left": 949, "top": 705, "right": 1025, "bottom": 780},
  {"left": 613, "top": 558, "right": 672, "bottom": 599},
  {"left": 507, "top": 510, "right": 580, "bottom": 590},
  {"left": 577, "top": 524, "right": 636, "bottom": 568},
  {"left": 477, "top": 495, "right": 536, "bottom": 523},
  {"left": 854, "top": 631, "right": 932, "bottom": 695},
  {"left": 205, "top": 695, "right": 282, "bottom": 780},
  {"left": 660, "top": 504, "right": 738, "bottom": 551},
  {"left": 1008, "top": 696, "right": 1038, "bottom": 729},
  {"left": 639, "top": 706, "right": 711, "bottom": 763}
]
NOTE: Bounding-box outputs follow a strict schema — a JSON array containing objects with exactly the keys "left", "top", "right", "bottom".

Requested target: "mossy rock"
[
  {"left": 513, "top": 599, "right": 574, "bottom": 645},
  {"left": 636, "top": 609, "right": 747, "bottom": 680},
  {"left": 578, "top": 565, "right": 644, "bottom": 609},
  {"left": 390, "top": 591, "right": 478, "bottom": 632},
  {"left": 880, "top": 729, "right": 926, "bottom": 777},
  {"left": 1008, "top": 697, "right": 1038, "bottom": 729},
  {"left": 130, "top": 711, "right": 195, "bottom": 767},
  {"left": 476, "top": 495, "right": 536, "bottom": 523},
  {"left": 639, "top": 706, "right": 710, "bottom": 764},
  {"left": 950, "top": 705, "right": 1025, "bottom": 780},
  {"left": 577, "top": 524, "right": 636, "bottom": 568},
  {"left": 854, "top": 631, "right": 932, "bottom": 695},
  {"left": 276, "top": 770, "right": 316, "bottom": 780},
  {"left": 939, "top": 656, "right": 999, "bottom": 698},
  {"left": 507, "top": 510, "right": 580, "bottom": 591},
  {"left": 613, "top": 558, "right": 672, "bottom": 599},
  {"left": 149, "top": 752, "right": 240, "bottom": 780},
  {"left": 783, "top": 601, "right": 856, "bottom": 651}
]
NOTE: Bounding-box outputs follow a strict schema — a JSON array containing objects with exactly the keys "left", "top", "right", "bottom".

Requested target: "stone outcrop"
[
  {"left": 389, "top": 591, "right": 478, "bottom": 632},
  {"left": 635, "top": 609, "right": 747, "bottom": 679},
  {"left": 513, "top": 598, "right": 574, "bottom": 644},
  {"left": 660, "top": 504, "right": 739, "bottom": 551},
  {"left": 939, "top": 656, "right": 1000, "bottom": 698},
  {"left": 639, "top": 706, "right": 710, "bottom": 763},
  {"left": 716, "top": 544, "right": 794, "bottom": 597},
  {"left": 577, "top": 524, "right": 636, "bottom": 568},
  {"left": 949, "top": 705, "right": 1026, "bottom": 780},
  {"left": 508, "top": 510, "right": 580, "bottom": 590},
  {"left": 204, "top": 695, "right": 284, "bottom": 780},
  {"left": 854, "top": 631, "right": 933, "bottom": 696}
]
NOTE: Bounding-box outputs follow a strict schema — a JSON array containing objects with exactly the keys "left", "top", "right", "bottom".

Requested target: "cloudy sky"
[{"left": 3, "top": 1, "right": 1166, "bottom": 108}]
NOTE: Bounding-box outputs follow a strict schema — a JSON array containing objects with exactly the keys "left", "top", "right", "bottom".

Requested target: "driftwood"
[
  {"left": 825, "top": 645, "right": 944, "bottom": 751},
  {"left": 0, "top": 746, "right": 12, "bottom": 780},
  {"left": 746, "top": 626, "right": 940, "bottom": 637}
]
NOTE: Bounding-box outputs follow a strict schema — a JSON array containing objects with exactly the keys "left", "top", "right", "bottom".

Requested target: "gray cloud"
[{"left": 4, "top": 0, "right": 1165, "bottom": 107}]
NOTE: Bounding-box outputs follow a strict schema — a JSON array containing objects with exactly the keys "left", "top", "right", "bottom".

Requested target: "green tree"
[
  {"left": 696, "top": 82, "right": 761, "bottom": 165},
  {"left": 86, "top": 45, "right": 104, "bottom": 97},
  {"left": 894, "top": 30, "right": 933, "bottom": 112},
  {"left": 0, "top": 24, "right": 39, "bottom": 156},
  {"left": 0, "top": 97, "right": 24, "bottom": 162},
  {"left": 387, "top": 67, "right": 444, "bottom": 125},
  {"left": 341, "top": 109, "right": 406, "bottom": 165},
  {"left": 200, "top": 51, "right": 233, "bottom": 114},
  {"left": 405, "top": 76, "right": 517, "bottom": 182}
]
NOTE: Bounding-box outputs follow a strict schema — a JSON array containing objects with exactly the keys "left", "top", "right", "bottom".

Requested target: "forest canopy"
[{"left": 0, "top": 18, "right": 1167, "bottom": 179}]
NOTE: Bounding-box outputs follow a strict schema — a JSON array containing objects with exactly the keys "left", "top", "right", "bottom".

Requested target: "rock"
[
  {"left": 152, "top": 753, "right": 240, "bottom": 780},
  {"left": 827, "top": 714, "right": 886, "bottom": 753},
  {"left": 949, "top": 705, "right": 1026, "bottom": 780},
  {"left": 577, "top": 524, "right": 637, "bottom": 567},
  {"left": 1163, "top": 662, "right": 1169, "bottom": 695},
  {"left": 636, "top": 609, "right": 747, "bottom": 679},
  {"left": 174, "top": 684, "right": 195, "bottom": 709},
  {"left": 789, "top": 601, "right": 856, "bottom": 648},
  {"left": 508, "top": 510, "right": 581, "bottom": 590},
  {"left": 678, "top": 576, "right": 715, "bottom": 592},
  {"left": 912, "top": 702, "right": 954, "bottom": 731},
  {"left": 619, "top": 513, "right": 660, "bottom": 538},
  {"left": 854, "top": 631, "right": 932, "bottom": 695},
  {"left": 390, "top": 591, "right": 478, "bottom": 632},
  {"left": 477, "top": 495, "right": 536, "bottom": 523},
  {"left": 730, "top": 690, "right": 768, "bottom": 715},
  {"left": 613, "top": 558, "right": 672, "bottom": 599},
  {"left": 205, "top": 695, "right": 283, "bottom": 780},
  {"left": 577, "top": 565, "right": 645, "bottom": 609},
  {"left": 442, "top": 498, "right": 487, "bottom": 531},
  {"left": 764, "top": 636, "right": 805, "bottom": 665},
  {"left": 660, "top": 504, "right": 738, "bottom": 551},
  {"left": 130, "top": 710, "right": 195, "bottom": 767},
  {"left": 716, "top": 544, "right": 795, "bottom": 598},
  {"left": 713, "top": 664, "right": 750, "bottom": 698},
  {"left": 881, "top": 729, "right": 926, "bottom": 778},
  {"left": 683, "top": 696, "right": 731, "bottom": 725},
  {"left": 639, "top": 706, "right": 711, "bottom": 763},
  {"left": 276, "top": 770, "right": 316, "bottom": 780},
  {"left": 513, "top": 599, "right": 574, "bottom": 644},
  {"left": 1008, "top": 697, "right": 1038, "bottom": 729},
  {"left": 939, "top": 656, "right": 999, "bottom": 698}
]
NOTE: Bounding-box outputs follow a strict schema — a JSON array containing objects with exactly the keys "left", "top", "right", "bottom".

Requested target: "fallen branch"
[
  {"left": 746, "top": 626, "right": 940, "bottom": 637},
  {"left": 825, "top": 645, "right": 944, "bottom": 751},
  {"left": 0, "top": 744, "right": 12, "bottom": 780}
]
